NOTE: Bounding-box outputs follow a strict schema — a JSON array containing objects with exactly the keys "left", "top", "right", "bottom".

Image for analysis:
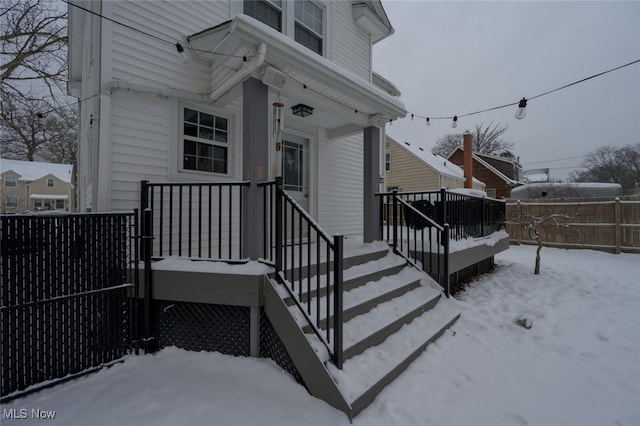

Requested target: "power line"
[{"left": 522, "top": 155, "right": 588, "bottom": 165}]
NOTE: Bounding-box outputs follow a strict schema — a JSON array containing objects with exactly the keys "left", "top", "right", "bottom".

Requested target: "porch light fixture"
[
  {"left": 451, "top": 115, "right": 458, "bottom": 128},
  {"left": 515, "top": 97, "right": 527, "bottom": 119},
  {"left": 291, "top": 103, "right": 313, "bottom": 118}
]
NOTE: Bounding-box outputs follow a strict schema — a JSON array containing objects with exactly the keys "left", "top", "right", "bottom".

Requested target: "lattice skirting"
[
  {"left": 154, "top": 301, "right": 251, "bottom": 356},
  {"left": 259, "top": 309, "right": 305, "bottom": 387},
  {"left": 152, "top": 301, "right": 304, "bottom": 387}
]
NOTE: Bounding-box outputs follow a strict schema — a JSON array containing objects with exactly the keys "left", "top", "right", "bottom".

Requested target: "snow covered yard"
[{"left": 3, "top": 245, "right": 639, "bottom": 425}]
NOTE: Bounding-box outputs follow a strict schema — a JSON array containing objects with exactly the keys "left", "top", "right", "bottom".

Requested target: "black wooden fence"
[{"left": 0, "top": 212, "right": 138, "bottom": 401}]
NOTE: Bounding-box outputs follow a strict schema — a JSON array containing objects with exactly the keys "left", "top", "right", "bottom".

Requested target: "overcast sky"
[{"left": 372, "top": 1, "right": 640, "bottom": 180}]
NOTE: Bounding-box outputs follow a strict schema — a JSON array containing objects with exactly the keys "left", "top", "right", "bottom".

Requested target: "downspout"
[{"left": 210, "top": 43, "right": 267, "bottom": 102}]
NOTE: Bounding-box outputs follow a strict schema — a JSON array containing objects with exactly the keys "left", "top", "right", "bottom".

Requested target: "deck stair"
[{"left": 263, "top": 241, "right": 460, "bottom": 418}]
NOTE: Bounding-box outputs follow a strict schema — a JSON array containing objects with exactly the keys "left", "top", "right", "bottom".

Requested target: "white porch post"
[
  {"left": 242, "top": 77, "right": 269, "bottom": 260},
  {"left": 363, "top": 126, "right": 381, "bottom": 243}
]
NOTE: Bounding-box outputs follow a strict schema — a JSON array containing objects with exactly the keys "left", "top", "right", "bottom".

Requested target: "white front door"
[{"left": 282, "top": 134, "right": 309, "bottom": 213}]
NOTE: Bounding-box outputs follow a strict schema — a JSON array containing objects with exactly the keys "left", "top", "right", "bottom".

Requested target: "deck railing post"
[
  {"left": 275, "top": 176, "right": 283, "bottom": 275},
  {"left": 333, "top": 234, "right": 344, "bottom": 369},
  {"left": 392, "top": 190, "right": 398, "bottom": 254},
  {"left": 442, "top": 223, "right": 450, "bottom": 298},
  {"left": 481, "top": 197, "right": 486, "bottom": 237},
  {"left": 142, "top": 208, "right": 156, "bottom": 353}
]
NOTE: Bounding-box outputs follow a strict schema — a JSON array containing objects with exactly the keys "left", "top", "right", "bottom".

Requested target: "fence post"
[
  {"left": 141, "top": 180, "right": 149, "bottom": 211},
  {"left": 517, "top": 200, "right": 522, "bottom": 245},
  {"left": 614, "top": 197, "right": 621, "bottom": 254},
  {"left": 392, "top": 189, "right": 398, "bottom": 254},
  {"left": 333, "top": 234, "right": 344, "bottom": 369},
  {"left": 442, "top": 224, "right": 450, "bottom": 298},
  {"left": 275, "top": 176, "right": 283, "bottom": 275},
  {"left": 142, "top": 208, "right": 156, "bottom": 353}
]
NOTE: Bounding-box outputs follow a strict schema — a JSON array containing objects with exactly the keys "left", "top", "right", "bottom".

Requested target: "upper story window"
[
  {"left": 4, "top": 176, "right": 17, "bottom": 187},
  {"left": 242, "top": 0, "right": 325, "bottom": 56},
  {"left": 47, "top": 178, "right": 55, "bottom": 187},
  {"left": 385, "top": 153, "right": 391, "bottom": 172},
  {"left": 182, "top": 107, "right": 229, "bottom": 174},
  {"left": 244, "top": 0, "right": 282, "bottom": 32},
  {"left": 294, "top": 0, "right": 323, "bottom": 55}
]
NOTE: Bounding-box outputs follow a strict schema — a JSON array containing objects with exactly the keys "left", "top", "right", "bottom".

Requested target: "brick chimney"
[{"left": 463, "top": 131, "right": 473, "bottom": 188}]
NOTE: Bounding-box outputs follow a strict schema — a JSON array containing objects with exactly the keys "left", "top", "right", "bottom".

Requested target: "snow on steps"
[{"left": 264, "top": 246, "right": 460, "bottom": 419}]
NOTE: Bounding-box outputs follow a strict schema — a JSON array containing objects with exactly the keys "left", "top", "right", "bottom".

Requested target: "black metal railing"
[
  {"left": 0, "top": 212, "right": 138, "bottom": 400},
  {"left": 264, "top": 177, "right": 344, "bottom": 369},
  {"left": 378, "top": 188, "right": 506, "bottom": 296},
  {"left": 140, "top": 180, "right": 250, "bottom": 260},
  {"left": 380, "top": 191, "right": 451, "bottom": 296}
]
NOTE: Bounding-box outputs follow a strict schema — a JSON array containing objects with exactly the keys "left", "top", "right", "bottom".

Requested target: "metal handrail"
[
  {"left": 395, "top": 197, "right": 445, "bottom": 232},
  {"left": 272, "top": 176, "right": 343, "bottom": 369}
]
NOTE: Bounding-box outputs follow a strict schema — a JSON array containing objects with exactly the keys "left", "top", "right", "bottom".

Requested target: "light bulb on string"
[
  {"left": 451, "top": 116, "right": 458, "bottom": 128},
  {"left": 426, "top": 117, "right": 430, "bottom": 127},
  {"left": 515, "top": 97, "right": 527, "bottom": 119}
]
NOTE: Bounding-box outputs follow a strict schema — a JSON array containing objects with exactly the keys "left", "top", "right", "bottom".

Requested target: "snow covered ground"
[{"left": 3, "top": 245, "right": 639, "bottom": 425}]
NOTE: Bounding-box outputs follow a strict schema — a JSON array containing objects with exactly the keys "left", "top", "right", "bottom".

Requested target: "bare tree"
[
  {"left": 508, "top": 207, "right": 574, "bottom": 274},
  {"left": 1, "top": 0, "right": 68, "bottom": 100},
  {"left": 1, "top": 0, "right": 78, "bottom": 167},
  {"left": 0, "top": 91, "right": 77, "bottom": 163},
  {"left": 569, "top": 144, "right": 640, "bottom": 193},
  {"left": 432, "top": 122, "right": 514, "bottom": 157}
]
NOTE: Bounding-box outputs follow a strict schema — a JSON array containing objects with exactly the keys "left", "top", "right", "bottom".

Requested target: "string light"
[
  {"left": 426, "top": 117, "right": 430, "bottom": 126},
  {"left": 451, "top": 116, "right": 458, "bottom": 128},
  {"left": 515, "top": 97, "right": 527, "bottom": 119},
  {"left": 407, "top": 57, "right": 640, "bottom": 125}
]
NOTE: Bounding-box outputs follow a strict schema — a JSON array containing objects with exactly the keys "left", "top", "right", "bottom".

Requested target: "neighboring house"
[
  {"left": 0, "top": 159, "right": 74, "bottom": 213},
  {"left": 447, "top": 147, "right": 522, "bottom": 198},
  {"left": 67, "top": 1, "right": 507, "bottom": 417},
  {"left": 384, "top": 136, "right": 486, "bottom": 192}
]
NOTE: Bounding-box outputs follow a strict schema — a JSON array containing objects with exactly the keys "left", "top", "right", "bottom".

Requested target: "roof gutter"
[{"left": 210, "top": 43, "right": 267, "bottom": 102}]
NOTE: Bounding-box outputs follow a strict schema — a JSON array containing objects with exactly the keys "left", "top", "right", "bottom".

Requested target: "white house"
[
  {"left": 67, "top": 1, "right": 507, "bottom": 417},
  {"left": 68, "top": 0, "right": 405, "bottom": 242}
]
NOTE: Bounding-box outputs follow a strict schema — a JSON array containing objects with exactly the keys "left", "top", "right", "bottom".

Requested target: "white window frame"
[
  {"left": 293, "top": 0, "right": 324, "bottom": 55},
  {"left": 243, "top": 0, "right": 283, "bottom": 32},
  {"left": 385, "top": 152, "right": 391, "bottom": 172},
  {"left": 236, "top": 0, "right": 331, "bottom": 58},
  {"left": 4, "top": 176, "right": 17, "bottom": 187},
  {"left": 47, "top": 178, "right": 55, "bottom": 187},
  {"left": 170, "top": 100, "right": 240, "bottom": 181}
]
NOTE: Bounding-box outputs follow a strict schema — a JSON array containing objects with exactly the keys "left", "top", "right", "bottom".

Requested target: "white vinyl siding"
[
  {"left": 318, "top": 132, "right": 363, "bottom": 236},
  {"left": 110, "top": 1, "right": 227, "bottom": 92},
  {"left": 329, "top": 1, "right": 370, "bottom": 79},
  {"left": 110, "top": 92, "right": 170, "bottom": 212}
]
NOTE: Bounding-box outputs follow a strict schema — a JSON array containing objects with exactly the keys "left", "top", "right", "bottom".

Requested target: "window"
[
  {"left": 55, "top": 199, "right": 65, "bottom": 209},
  {"left": 385, "top": 153, "right": 391, "bottom": 172},
  {"left": 295, "top": 0, "right": 323, "bottom": 54},
  {"left": 6, "top": 196, "right": 17, "bottom": 207},
  {"left": 244, "top": 0, "right": 282, "bottom": 32},
  {"left": 47, "top": 178, "right": 54, "bottom": 187},
  {"left": 486, "top": 188, "right": 496, "bottom": 198},
  {"left": 182, "top": 107, "right": 229, "bottom": 174},
  {"left": 4, "top": 176, "right": 17, "bottom": 187}
]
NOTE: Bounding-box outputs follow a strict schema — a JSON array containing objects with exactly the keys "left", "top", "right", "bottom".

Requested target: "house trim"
[{"left": 448, "top": 146, "right": 520, "bottom": 186}]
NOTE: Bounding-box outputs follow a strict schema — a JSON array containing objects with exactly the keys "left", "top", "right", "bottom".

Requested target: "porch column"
[
  {"left": 363, "top": 126, "right": 381, "bottom": 243},
  {"left": 242, "top": 77, "right": 268, "bottom": 260}
]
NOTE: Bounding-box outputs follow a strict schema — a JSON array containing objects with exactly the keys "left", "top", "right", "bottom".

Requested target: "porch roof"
[{"left": 187, "top": 15, "right": 406, "bottom": 137}]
